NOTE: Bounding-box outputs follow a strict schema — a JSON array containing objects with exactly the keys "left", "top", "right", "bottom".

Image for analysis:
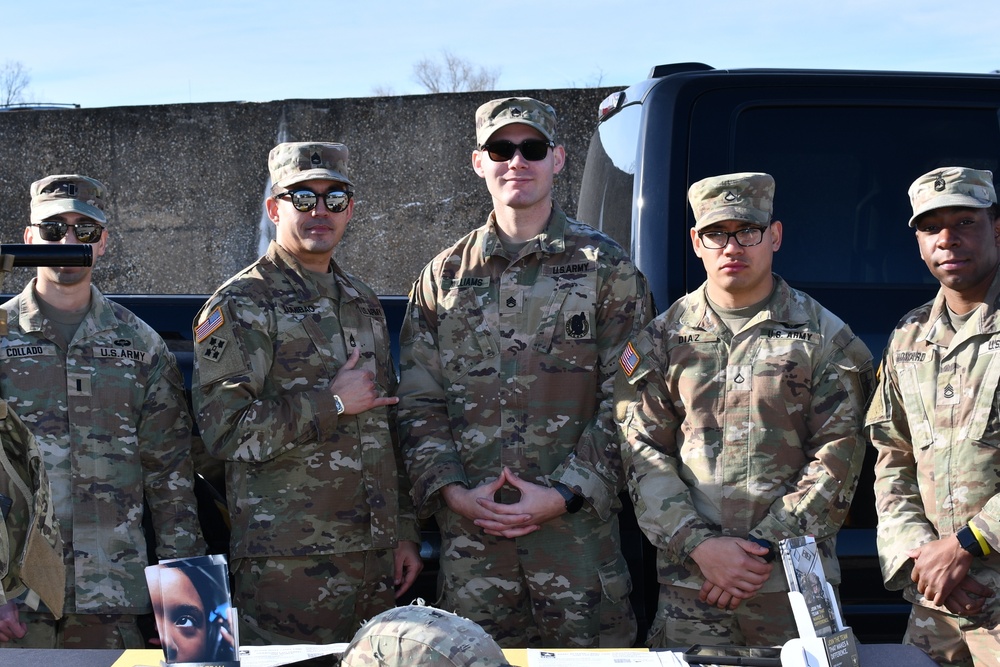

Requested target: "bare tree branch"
[
  {"left": 413, "top": 51, "right": 500, "bottom": 93},
  {"left": 0, "top": 61, "right": 31, "bottom": 106}
]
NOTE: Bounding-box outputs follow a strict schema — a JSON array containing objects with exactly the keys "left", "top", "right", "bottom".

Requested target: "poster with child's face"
[{"left": 146, "top": 555, "right": 237, "bottom": 665}]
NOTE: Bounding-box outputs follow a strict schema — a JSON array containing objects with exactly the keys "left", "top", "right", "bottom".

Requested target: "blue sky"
[{"left": 5, "top": 0, "right": 1000, "bottom": 108}]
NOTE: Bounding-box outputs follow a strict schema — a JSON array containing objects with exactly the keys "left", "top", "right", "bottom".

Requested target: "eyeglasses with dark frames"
[
  {"left": 31, "top": 220, "right": 105, "bottom": 244},
  {"left": 698, "top": 226, "right": 768, "bottom": 249},
  {"left": 480, "top": 139, "right": 554, "bottom": 162},
  {"left": 275, "top": 189, "right": 352, "bottom": 213}
]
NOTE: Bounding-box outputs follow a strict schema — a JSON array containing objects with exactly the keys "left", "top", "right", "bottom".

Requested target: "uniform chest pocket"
[
  {"left": 272, "top": 314, "right": 330, "bottom": 385},
  {"left": 437, "top": 287, "right": 498, "bottom": 383},
  {"left": 896, "top": 363, "right": 935, "bottom": 450},
  {"left": 532, "top": 271, "right": 599, "bottom": 371},
  {"left": 343, "top": 317, "right": 393, "bottom": 390},
  {"left": 964, "top": 349, "right": 1000, "bottom": 445},
  {"left": 85, "top": 346, "right": 154, "bottom": 408}
]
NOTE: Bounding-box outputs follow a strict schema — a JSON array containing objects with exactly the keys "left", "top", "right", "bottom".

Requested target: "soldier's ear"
[
  {"left": 689, "top": 227, "right": 703, "bottom": 258},
  {"left": 552, "top": 145, "right": 566, "bottom": 175},
  {"left": 265, "top": 197, "right": 281, "bottom": 224},
  {"left": 769, "top": 220, "right": 783, "bottom": 251},
  {"left": 472, "top": 150, "right": 487, "bottom": 178}
]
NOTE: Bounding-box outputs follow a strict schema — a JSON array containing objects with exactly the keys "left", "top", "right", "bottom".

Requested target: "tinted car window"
[
  {"left": 578, "top": 104, "right": 641, "bottom": 250},
  {"left": 730, "top": 105, "right": 1000, "bottom": 286}
]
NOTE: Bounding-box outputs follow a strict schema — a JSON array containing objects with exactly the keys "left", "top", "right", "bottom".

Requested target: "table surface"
[{"left": 0, "top": 643, "right": 940, "bottom": 667}]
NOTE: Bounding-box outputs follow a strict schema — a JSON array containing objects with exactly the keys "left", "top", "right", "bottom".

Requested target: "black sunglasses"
[
  {"left": 480, "top": 139, "right": 554, "bottom": 162},
  {"left": 276, "top": 189, "right": 352, "bottom": 213},
  {"left": 31, "top": 220, "right": 105, "bottom": 244}
]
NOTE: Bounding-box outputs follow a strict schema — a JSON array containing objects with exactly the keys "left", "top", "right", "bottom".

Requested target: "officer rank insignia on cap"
[{"left": 54, "top": 182, "right": 78, "bottom": 196}]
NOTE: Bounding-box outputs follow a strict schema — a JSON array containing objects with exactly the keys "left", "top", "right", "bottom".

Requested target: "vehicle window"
[
  {"left": 731, "top": 105, "right": 1000, "bottom": 286},
  {"left": 577, "top": 104, "right": 641, "bottom": 251}
]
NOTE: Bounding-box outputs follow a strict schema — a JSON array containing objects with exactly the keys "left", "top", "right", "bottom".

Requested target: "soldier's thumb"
[{"left": 342, "top": 346, "right": 361, "bottom": 369}]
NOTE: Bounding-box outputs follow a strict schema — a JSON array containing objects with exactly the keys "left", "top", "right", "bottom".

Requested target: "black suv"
[{"left": 576, "top": 62, "right": 1000, "bottom": 642}]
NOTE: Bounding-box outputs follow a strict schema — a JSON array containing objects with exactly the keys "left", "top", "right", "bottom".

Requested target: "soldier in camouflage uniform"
[
  {"left": 615, "top": 172, "right": 873, "bottom": 647},
  {"left": 868, "top": 166, "right": 1000, "bottom": 666},
  {"left": 192, "top": 142, "right": 422, "bottom": 645},
  {"left": 0, "top": 174, "right": 206, "bottom": 648},
  {"left": 397, "top": 97, "right": 651, "bottom": 647}
]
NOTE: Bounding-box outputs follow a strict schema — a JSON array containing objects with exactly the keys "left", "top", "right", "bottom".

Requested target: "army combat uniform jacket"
[
  {"left": 867, "top": 270, "right": 1000, "bottom": 608},
  {"left": 0, "top": 282, "right": 205, "bottom": 614},
  {"left": 398, "top": 205, "right": 652, "bottom": 520},
  {"left": 616, "top": 277, "right": 873, "bottom": 592},
  {"left": 192, "top": 242, "right": 419, "bottom": 560}
]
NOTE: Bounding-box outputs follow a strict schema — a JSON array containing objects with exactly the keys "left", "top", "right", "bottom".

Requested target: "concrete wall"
[{"left": 0, "top": 87, "right": 616, "bottom": 296}]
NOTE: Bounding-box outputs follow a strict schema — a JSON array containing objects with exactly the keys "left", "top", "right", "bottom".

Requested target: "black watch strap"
[
  {"left": 956, "top": 525, "right": 986, "bottom": 558},
  {"left": 748, "top": 536, "right": 777, "bottom": 562},
  {"left": 551, "top": 481, "right": 584, "bottom": 514}
]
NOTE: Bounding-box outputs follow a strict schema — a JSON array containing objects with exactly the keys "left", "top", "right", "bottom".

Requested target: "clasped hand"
[
  {"left": 908, "top": 537, "right": 993, "bottom": 615},
  {"left": 691, "top": 537, "right": 774, "bottom": 610},
  {"left": 441, "top": 467, "right": 568, "bottom": 539}
]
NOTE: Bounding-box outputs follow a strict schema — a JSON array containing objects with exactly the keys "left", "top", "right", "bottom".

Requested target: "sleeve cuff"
[
  {"left": 308, "top": 389, "right": 340, "bottom": 435},
  {"left": 550, "top": 459, "right": 616, "bottom": 521},
  {"left": 412, "top": 465, "right": 469, "bottom": 520}
]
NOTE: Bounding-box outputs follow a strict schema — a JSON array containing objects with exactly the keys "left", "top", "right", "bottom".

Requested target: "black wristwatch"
[
  {"left": 956, "top": 525, "right": 986, "bottom": 558},
  {"left": 551, "top": 481, "right": 584, "bottom": 514},
  {"left": 748, "top": 536, "right": 777, "bottom": 563}
]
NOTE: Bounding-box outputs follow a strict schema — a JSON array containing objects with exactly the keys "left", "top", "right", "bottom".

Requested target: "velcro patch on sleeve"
[
  {"left": 194, "top": 303, "right": 250, "bottom": 386},
  {"left": 620, "top": 341, "right": 641, "bottom": 377},
  {"left": 195, "top": 306, "right": 225, "bottom": 342}
]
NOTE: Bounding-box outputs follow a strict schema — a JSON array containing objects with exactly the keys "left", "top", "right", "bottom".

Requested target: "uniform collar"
[
  {"left": 267, "top": 241, "right": 364, "bottom": 303},
  {"left": 923, "top": 265, "right": 1000, "bottom": 344},
  {"left": 17, "top": 280, "right": 111, "bottom": 338},
  {"left": 480, "top": 204, "right": 567, "bottom": 260},
  {"left": 681, "top": 274, "right": 807, "bottom": 330}
]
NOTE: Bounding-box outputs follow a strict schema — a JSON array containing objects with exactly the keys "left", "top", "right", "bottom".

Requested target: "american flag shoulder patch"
[
  {"left": 195, "top": 306, "right": 225, "bottom": 343},
  {"left": 620, "top": 341, "right": 641, "bottom": 377}
]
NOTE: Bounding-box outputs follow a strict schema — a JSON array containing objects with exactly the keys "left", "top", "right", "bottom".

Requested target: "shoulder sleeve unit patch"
[{"left": 194, "top": 303, "right": 250, "bottom": 386}]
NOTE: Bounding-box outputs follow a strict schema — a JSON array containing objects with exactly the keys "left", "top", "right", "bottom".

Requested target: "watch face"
[
  {"left": 334, "top": 395, "right": 345, "bottom": 415},
  {"left": 566, "top": 494, "right": 584, "bottom": 513}
]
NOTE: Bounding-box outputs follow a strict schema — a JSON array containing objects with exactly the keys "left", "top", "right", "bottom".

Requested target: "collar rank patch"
[
  {"left": 202, "top": 335, "right": 228, "bottom": 362},
  {"left": 195, "top": 306, "right": 225, "bottom": 343},
  {"left": 620, "top": 341, "right": 641, "bottom": 377}
]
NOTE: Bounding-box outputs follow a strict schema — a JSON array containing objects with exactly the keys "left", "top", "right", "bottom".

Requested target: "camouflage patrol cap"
[
  {"left": 688, "top": 172, "right": 775, "bottom": 231},
  {"left": 268, "top": 141, "right": 354, "bottom": 191},
  {"left": 340, "top": 603, "right": 511, "bottom": 667},
  {"left": 907, "top": 166, "right": 996, "bottom": 227},
  {"left": 29, "top": 174, "right": 107, "bottom": 224},
  {"left": 475, "top": 97, "right": 557, "bottom": 147}
]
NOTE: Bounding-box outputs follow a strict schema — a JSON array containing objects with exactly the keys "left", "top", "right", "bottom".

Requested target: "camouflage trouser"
[
  {"left": 646, "top": 584, "right": 798, "bottom": 649},
  {"left": 0, "top": 611, "right": 144, "bottom": 648},
  {"left": 904, "top": 602, "right": 1000, "bottom": 667},
  {"left": 436, "top": 507, "right": 636, "bottom": 648},
  {"left": 232, "top": 550, "right": 396, "bottom": 645}
]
